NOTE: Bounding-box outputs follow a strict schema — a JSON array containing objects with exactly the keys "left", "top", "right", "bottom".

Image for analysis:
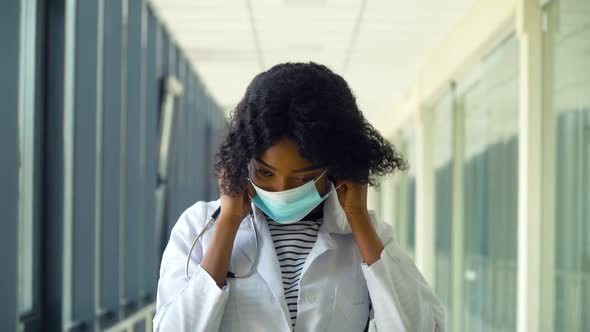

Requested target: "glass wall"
[
  {"left": 376, "top": 1, "right": 587, "bottom": 330},
  {"left": 406, "top": 135, "right": 417, "bottom": 257},
  {"left": 17, "top": 1, "right": 41, "bottom": 329},
  {"left": 544, "top": 0, "right": 590, "bottom": 330},
  {"left": 458, "top": 34, "right": 519, "bottom": 332},
  {"left": 2, "top": 0, "right": 40, "bottom": 330},
  {"left": 432, "top": 90, "right": 454, "bottom": 323},
  {"left": 0, "top": 0, "right": 226, "bottom": 330},
  {"left": 426, "top": 33, "right": 519, "bottom": 332},
  {"left": 391, "top": 132, "right": 417, "bottom": 257}
]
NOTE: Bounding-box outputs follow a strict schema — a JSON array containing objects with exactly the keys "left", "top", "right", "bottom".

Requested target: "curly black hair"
[{"left": 214, "top": 61, "right": 407, "bottom": 196}]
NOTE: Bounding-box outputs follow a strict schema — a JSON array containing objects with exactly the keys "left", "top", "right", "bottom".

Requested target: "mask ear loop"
[
  {"left": 319, "top": 169, "right": 343, "bottom": 193},
  {"left": 313, "top": 169, "right": 328, "bottom": 184},
  {"left": 247, "top": 176, "right": 255, "bottom": 201},
  {"left": 326, "top": 176, "right": 343, "bottom": 196},
  {"left": 246, "top": 163, "right": 256, "bottom": 200}
]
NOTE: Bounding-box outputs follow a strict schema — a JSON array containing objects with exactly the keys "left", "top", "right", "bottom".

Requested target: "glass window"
[
  {"left": 391, "top": 132, "right": 417, "bottom": 257},
  {"left": 405, "top": 134, "right": 417, "bottom": 257},
  {"left": 432, "top": 91, "right": 454, "bottom": 322},
  {"left": 18, "top": 0, "right": 38, "bottom": 317},
  {"left": 459, "top": 34, "right": 519, "bottom": 331},
  {"left": 123, "top": 0, "right": 144, "bottom": 308},
  {"left": 72, "top": 0, "right": 100, "bottom": 324},
  {"left": 2, "top": 0, "right": 21, "bottom": 330},
  {"left": 544, "top": 0, "right": 590, "bottom": 330},
  {"left": 145, "top": 8, "right": 160, "bottom": 297},
  {"left": 100, "top": 0, "right": 124, "bottom": 317}
]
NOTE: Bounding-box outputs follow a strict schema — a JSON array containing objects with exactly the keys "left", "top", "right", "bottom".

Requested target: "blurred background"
[{"left": 1, "top": 0, "right": 588, "bottom": 331}]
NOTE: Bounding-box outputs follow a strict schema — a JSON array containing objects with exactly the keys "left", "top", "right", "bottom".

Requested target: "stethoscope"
[{"left": 185, "top": 205, "right": 259, "bottom": 280}]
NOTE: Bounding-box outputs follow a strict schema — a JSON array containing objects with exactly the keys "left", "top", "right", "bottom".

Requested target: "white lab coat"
[{"left": 154, "top": 182, "right": 445, "bottom": 331}]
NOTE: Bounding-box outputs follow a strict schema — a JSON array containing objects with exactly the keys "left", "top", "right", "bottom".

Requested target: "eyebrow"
[{"left": 254, "top": 157, "right": 323, "bottom": 173}]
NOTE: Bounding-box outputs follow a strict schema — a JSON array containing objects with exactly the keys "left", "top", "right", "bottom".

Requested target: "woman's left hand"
[
  {"left": 333, "top": 179, "right": 384, "bottom": 265},
  {"left": 333, "top": 179, "right": 369, "bottom": 218}
]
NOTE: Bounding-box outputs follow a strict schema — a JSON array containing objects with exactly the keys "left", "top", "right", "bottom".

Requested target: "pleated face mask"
[{"left": 249, "top": 169, "right": 337, "bottom": 224}]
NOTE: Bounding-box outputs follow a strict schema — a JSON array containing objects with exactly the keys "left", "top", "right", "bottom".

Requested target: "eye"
[
  {"left": 297, "top": 176, "right": 315, "bottom": 183},
  {"left": 256, "top": 168, "right": 273, "bottom": 177}
]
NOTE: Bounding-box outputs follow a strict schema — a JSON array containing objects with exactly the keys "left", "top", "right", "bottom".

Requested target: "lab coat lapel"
[
  {"left": 250, "top": 204, "right": 293, "bottom": 327},
  {"left": 243, "top": 182, "right": 352, "bottom": 330},
  {"left": 297, "top": 221, "right": 337, "bottom": 286},
  {"left": 298, "top": 182, "right": 351, "bottom": 283},
  {"left": 242, "top": 181, "right": 351, "bottom": 277}
]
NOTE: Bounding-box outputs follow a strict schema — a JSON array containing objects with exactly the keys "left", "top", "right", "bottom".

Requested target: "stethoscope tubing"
[{"left": 185, "top": 206, "right": 259, "bottom": 280}]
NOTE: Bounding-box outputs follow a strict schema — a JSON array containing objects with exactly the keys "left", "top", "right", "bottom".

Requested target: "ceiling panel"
[{"left": 149, "top": 0, "right": 476, "bottom": 134}]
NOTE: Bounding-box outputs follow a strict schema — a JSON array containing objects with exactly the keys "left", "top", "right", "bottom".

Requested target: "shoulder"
[
  {"left": 179, "top": 199, "right": 221, "bottom": 225},
  {"left": 169, "top": 199, "right": 222, "bottom": 245}
]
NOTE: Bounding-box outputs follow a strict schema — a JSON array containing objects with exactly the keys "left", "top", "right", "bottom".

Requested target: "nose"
[
  {"left": 276, "top": 177, "right": 291, "bottom": 191},
  {"left": 275, "top": 177, "right": 302, "bottom": 192}
]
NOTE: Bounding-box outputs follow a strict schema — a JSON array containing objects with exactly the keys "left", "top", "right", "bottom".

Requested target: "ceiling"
[{"left": 149, "top": 0, "right": 476, "bottom": 136}]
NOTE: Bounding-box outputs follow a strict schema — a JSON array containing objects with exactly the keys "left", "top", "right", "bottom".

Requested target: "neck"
[{"left": 304, "top": 202, "right": 325, "bottom": 220}]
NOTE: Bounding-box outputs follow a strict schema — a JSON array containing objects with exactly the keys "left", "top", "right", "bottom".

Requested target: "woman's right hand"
[
  {"left": 201, "top": 174, "right": 254, "bottom": 289},
  {"left": 217, "top": 175, "right": 254, "bottom": 227}
]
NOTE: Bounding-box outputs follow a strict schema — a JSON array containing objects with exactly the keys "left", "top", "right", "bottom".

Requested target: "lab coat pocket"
[{"left": 328, "top": 285, "right": 370, "bottom": 332}]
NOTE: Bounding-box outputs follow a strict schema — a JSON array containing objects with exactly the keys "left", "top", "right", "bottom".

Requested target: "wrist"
[
  {"left": 344, "top": 208, "right": 369, "bottom": 219},
  {"left": 217, "top": 213, "right": 244, "bottom": 229}
]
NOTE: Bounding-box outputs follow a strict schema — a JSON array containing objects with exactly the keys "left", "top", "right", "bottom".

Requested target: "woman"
[{"left": 154, "top": 62, "right": 445, "bottom": 331}]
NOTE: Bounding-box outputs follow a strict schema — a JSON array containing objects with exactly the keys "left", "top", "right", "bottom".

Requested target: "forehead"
[{"left": 254, "top": 137, "right": 318, "bottom": 172}]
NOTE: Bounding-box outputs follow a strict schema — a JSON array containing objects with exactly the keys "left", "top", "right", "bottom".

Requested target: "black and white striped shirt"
[{"left": 265, "top": 209, "right": 323, "bottom": 330}]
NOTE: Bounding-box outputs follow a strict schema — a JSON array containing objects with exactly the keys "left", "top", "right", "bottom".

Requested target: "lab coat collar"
[
  {"left": 246, "top": 181, "right": 350, "bottom": 328},
  {"left": 238, "top": 181, "right": 352, "bottom": 268}
]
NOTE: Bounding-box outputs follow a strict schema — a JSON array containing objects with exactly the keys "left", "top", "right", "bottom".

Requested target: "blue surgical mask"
[{"left": 249, "top": 169, "right": 338, "bottom": 224}]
